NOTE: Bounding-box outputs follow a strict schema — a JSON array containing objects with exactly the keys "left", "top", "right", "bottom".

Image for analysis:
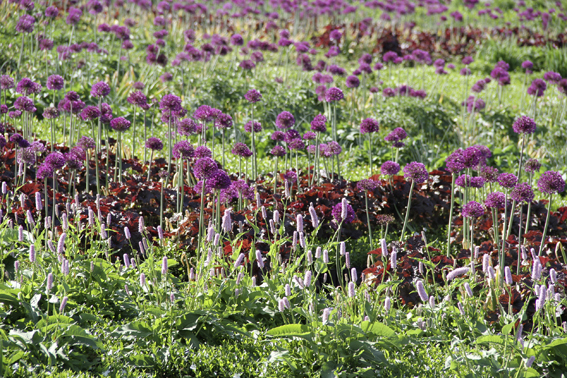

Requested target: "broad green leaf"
[
  {"left": 267, "top": 324, "right": 310, "bottom": 337},
  {"left": 361, "top": 321, "right": 396, "bottom": 338},
  {"left": 476, "top": 335, "right": 509, "bottom": 345}
]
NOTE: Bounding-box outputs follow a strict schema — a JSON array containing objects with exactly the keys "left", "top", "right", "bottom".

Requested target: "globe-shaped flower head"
[
  {"left": 332, "top": 201, "right": 356, "bottom": 224},
  {"left": 310, "top": 114, "right": 327, "bottom": 133},
  {"left": 91, "top": 81, "right": 111, "bottom": 98},
  {"left": 231, "top": 143, "right": 253, "bottom": 158},
  {"left": 270, "top": 146, "right": 286, "bottom": 157},
  {"left": 462, "top": 201, "right": 484, "bottom": 218},
  {"left": 45, "top": 152, "right": 65, "bottom": 170},
  {"left": 244, "top": 89, "right": 262, "bottom": 103},
  {"left": 360, "top": 118, "right": 379, "bottom": 134},
  {"left": 524, "top": 158, "right": 541, "bottom": 174},
  {"left": 497, "top": 173, "right": 518, "bottom": 189},
  {"left": 403, "top": 162, "right": 428, "bottom": 183},
  {"left": 325, "top": 87, "right": 344, "bottom": 102},
  {"left": 276, "top": 111, "right": 295, "bottom": 129},
  {"left": 145, "top": 137, "right": 163, "bottom": 151},
  {"left": 357, "top": 179, "right": 377, "bottom": 192},
  {"left": 193, "top": 157, "right": 218, "bottom": 180},
  {"left": 172, "top": 141, "right": 194, "bottom": 159},
  {"left": 537, "top": 171, "right": 565, "bottom": 195},
  {"left": 160, "top": 94, "right": 183, "bottom": 114},
  {"left": 510, "top": 183, "right": 534, "bottom": 203},
  {"left": 110, "top": 117, "right": 131, "bottom": 132},
  {"left": 512, "top": 116, "right": 536, "bottom": 134},
  {"left": 47, "top": 75, "right": 64, "bottom": 91},
  {"left": 381, "top": 161, "right": 400, "bottom": 176},
  {"left": 485, "top": 192, "right": 506, "bottom": 209}
]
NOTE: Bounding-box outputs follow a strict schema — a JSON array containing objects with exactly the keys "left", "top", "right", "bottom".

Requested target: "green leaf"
[
  {"left": 360, "top": 321, "right": 396, "bottom": 338},
  {"left": 476, "top": 335, "right": 508, "bottom": 345},
  {"left": 502, "top": 323, "right": 515, "bottom": 335},
  {"left": 111, "top": 321, "right": 154, "bottom": 340},
  {"left": 321, "top": 361, "right": 339, "bottom": 378},
  {"left": 267, "top": 324, "right": 311, "bottom": 337}
]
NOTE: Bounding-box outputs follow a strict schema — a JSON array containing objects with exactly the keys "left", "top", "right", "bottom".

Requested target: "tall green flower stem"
[
  {"left": 273, "top": 156, "right": 278, "bottom": 194},
  {"left": 177, "top": 159, "right": 184, "bottom": 214},
  {"left": 196, "top": 180, "right": 206, "bottom": 262},
  {"left": 364, "top": 191, "right": 373, "bottom": 250},
  {"left": 147, "top": 150, "right": 154, "bottom": 181},
  {"left": 446, "top": 173, "right": 456, "bottom": 257},
  {"left": 143, "top": 111, "right": 148, "bottom": 162},
  {"left": 251, "top": 107, "right": 257, "bottom": 179},
  {"left": 516, "top": 134, "right": 527, "bottom": 183},
  {"left": 523, "top": 173, "right": 534, "bottom": 244},
  {"left": 499, "top": 193, "right": 509, "bottom": 289},
  {"left": 96, "top": 98, "right": 102, "bottom": 196},
  {"left": 131, "top": 108, "right": 136, "bottom": 159},
  {"left": 516, "top": 205, "right": 524, "bottom": 276},
  {"left": 400, "top": 180, "right": 415, "bottom": 242},
  {"left": 367, "top": 133, "right": 373, "bottom": 176},
  {"left": 221, "top": 129, "right": 226, "bottom": 168},
  {"left": 538, "top": 194, "right": 553, "bottom": 256}
]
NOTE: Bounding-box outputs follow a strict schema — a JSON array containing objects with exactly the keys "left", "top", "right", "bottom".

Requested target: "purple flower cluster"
[
  {"left": 512, "top": 116, "right": 537, "bottom": 134},
  {"left": 381, "top": 161, "right": 400, "bottom": 176},
  {"left": 510, "top": 183, "right": 535, "bottom": 203},
  {"left": 462, "top": 201, "right": 484, "bottom": 218},
  {"left": 332, "top": 201, "right": 356, "bottom": 224},
  {"left": 360, "top": 118, "right": 379, "bottom": 134},
  {"left": 537, "top": 171, "right": 565, "bottom": 195},
  {"left": 403, "top": 162, "right": 428, "bottom": 183},
  {"left": 275, "top": 111, "right": 295, "bottom": 129}
]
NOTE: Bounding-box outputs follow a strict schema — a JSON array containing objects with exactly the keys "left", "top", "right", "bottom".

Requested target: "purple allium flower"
[
  {"left": 16, "top": 14, "right": 36, "bottom": 33},
  {"left": 524, "top": 158, "right": 541, "bottom": 174},
  {"left": 544, "top": 71, "right": 562, "bottom": 85},
  {"left": 329, "top": 29, "right": 342, "bottom": 41},
  {"left": 510, "top": 182, "right": 534, "bottom": 203},
  {"left": 193, "top": 157, "right": 218, "bottom": 180},
  {"left": 270, "top": 146, "right": 286, "bottom": 157},
  {"left": 193, "top": 105, "right": 214, "bottom": 122},
  {"left": 527, "top": 79, "right": 547, "bottom": 97},
  {"left": 498, "top": 173, "right": 518, "bottom": 189},
  {"left": 43, "top": 106, "right": 60, "bottom": 119},
  {"left": 345, "top": 75, "right": 360, "bottom": 88},
  {"left": 470, "top": 176, "right": 486, "bottom": 188},
  {"left": 332, "top": 201, "right": 356, "bottom": 224},
  {"left": 231, "top": 143, "right": 252, "bottom": 158},
  {"left": 243, "top": 120, "right": 261, "bottom": 133},
  {"left": 310, "top": 114, "right": 327, "bottom": 132},
  {"left": 522, "top": 60, "right": 533, "bottom": 71},
  {"left": 9, "top": 111, "right": 22, "bottom": 119},
  {"left": 172, "top": 141, "right": 194, "bottom": 159},
  {"left": 464, "top": 96, "right": 486, "bottom": 113},
  {"left": 45, "top": 151, "right": 65, "bottom": 170},
  {"left": 14, "top": 96, "right": 35, "bottom": 113},
  {"left": 215, "top": 113, "right": 233, "bottom": 129},
  {"left": 16, "top": 148, "right": 36, "bottom": 165},
  {"left": 460, "top": 67, "right": 471, "bottom": 76},
  {"left": 403, "top": 162, "right": 429, "bottom": 183},
  {"left": 244, "top": 89, "right": 262, "bottom": 103},
  {"left": 0, "top": 136, "right": 6, "bottom": 150},
  {"left": 325, "top": 87, "right": 344, "bottom": 102},
  {"left": 47, "top": 75, "right": 64, "bottom": 90},
  {"left": 45, "top": 5, "right": 58, "bottom": 18},
  {"left": 127, "top": 91, "right": 148, "bottom": 108},
  {"left": 100, "top": 103, "right": 113, "bottom": 123},
  {"left": 178, "top": 118, "right": 197, "bottom": 135},
  {"left": 194, "top": 146, "right": 212, "bottom": 159},
  {"left": 78, "top": 136, "right": 95, "bottom": 150},
  {"left": 16, "top": 78, "right": 41, "bottom": 95},
  {"left": 239, "top": 60, "right": 256, "bottom": 70},
  {"left": 462, "top": 56, "right": 474, "bottom": 65},
  {"left": 456, "top": 174, "right": 472, "bottom": 188},
  {"left": 462, "top": 201, "right": 484, "bottom": 218},
  {"left": 230, "top": 34, "right": 244, "bottom": 46},
  {"left": 357, "top": 179, "right": 377, "bottom": 191},
  {"left": 462, "top": 146, "right": 482, "bottom": 169},
  {"left": 283, "top": 170, "right": 297, "bottom": 183},
  {"left": 80, "top": 105, "right": 101, "bottom": 121},
  {"left": 132, "top": 81, "right": 144, "bottom": 90},
  {"left": 275, "top": 111, "right": 295, "bottom": 129},
  {"left": 384, "top": 127, "right": 408, "bottom": 143},
  {"left": 0, "top": 75, "right": 14, "bottom": 90},
  {"left": 485, "top": 192, "right": 506, "bottom": 209},
  {"left": 326, "top": 141, "right": 342, "bottom": 155},
  {"left": 480, "top": 166, "right": 499, "bottom": 182},
  {"left": 383, "top": 51, "right": 398, "bottom": 63},
  {"left": 65, "top": 151, "right": 83, "bottom": 170},
  {"left": 288, "top": 139, "right": 305, "bottom": 150},
  {"left": 66, "top": 7, "right": 82, "bottom": 25},
  {"left": 412, "top": 49, "right": 431, "bottom": 65},
  {"left": 160, "top": 94, "right": 183, "bottom": 113},
  {"left": 558, "top": 79, "right": 567, "bottom": 95},
  {"left": 303, "top": 132, "right": 316, "bottom": 141},
  {"left": 270, "top": 131, "right": 285, "bottom": 142},
  {"left": 36, "top": 163, "right": 53, "bottom": 180},
  {"left": 512, "top": 116, "right": 536, "bottom": 134},
  {"left": 360, "top": 118, "right": 379, "bottom": 134},
  {"left": 160, "top": 72, "right": 173, "bottom": 83},
  {"left": 537, "top": 171, "right": 565, "bottom": 194},
  {"left": 381, "top": 161, "right": 400, "bottom": 176},
  {"left": 145, "top": 137, "right": 163, "bottom": 151},
  {"left": 109, "top": 116, "right": 131, "bottom": 132}
]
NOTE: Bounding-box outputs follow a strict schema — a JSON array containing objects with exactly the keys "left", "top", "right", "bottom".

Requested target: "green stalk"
[
  {"left": 538, "top": 195, "right": 553, "bottom": 256},
  {"left": 400, "top": 181, "right": 415, "bottom": 242},
  {"left": 365, "top": 191, "right": 373, "bottom": 250},
  {"left": 446, "top": 173, "right": 456, "bottom": 257}
]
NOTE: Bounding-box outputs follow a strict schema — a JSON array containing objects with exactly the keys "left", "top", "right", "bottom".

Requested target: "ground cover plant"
[{"left": 1, "top": 0, "right": 567, "bottom": 376}]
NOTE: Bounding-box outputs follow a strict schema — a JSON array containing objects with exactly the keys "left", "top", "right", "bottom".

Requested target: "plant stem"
[{"left": 400, "top": 180, "right": 415, "bottom": 242}]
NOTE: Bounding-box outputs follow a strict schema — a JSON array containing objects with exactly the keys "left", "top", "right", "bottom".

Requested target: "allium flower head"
[
  {"left": 47, "top": 75, "right": 64, "bottom": 90},
  {"left": 462, "top": 146, "right": 482, "bottom": 169},
  {"left": 80, "top": 105, "right": 101, "bottom": 121},
  {"left": 45, "top": 5, "right": 58, "bottom": 18},
  {"left": 512, "top": 116, "right": 536, "bottom": 134},
  {"left": 230, "top": 34, "right": 244, "bottom": 46},
  {"left": 231, "top": 143, "right": 252, "bottom": 158},
  {"left": 91, "top": 81, "right": 110, "bottom": 98},
  {"left": 345, "top": 75, "right": 360, "bottom": 88},
  {"left": 480, "top": 166, "right": 499, "bottom": 182},
  {"left": 527, "top": 78, "right": 547, "bottom": 97},
  {"left": 244, "top": 89, "right": 262, "bottom": 103},
  {"left": 193, "top": 157, "right": 218, "bottom": 179},
  {"left": 127, "top": 91, "right": 148, "bottom": 108},
  {"left": 360, "top": 118, "right": 379, "bottom": 134},
  {"left": 326, "top": 141, "right": 342, "bottom": 155},
  {"left": 275, "top": 111, "right": 295, "bottom": 129},
  {"left": 524, "top": 158, "right": 541, "bottom": 174},
  {"left": 0, "top": 75, "right": 14, "bottom": 90},
  {"left": 16, "top": 14, "right": 36, "bottom": 33},
  {"left": 381, "top": 161, "right": 400, "bottom": 176},
  {"left": 14, "top": 96, "right": 35, "bottom": 113},
  {"left": 510, "top": 182, "right": 534, "bottom": 203},
  {"left": 332, "top": 201, "right": 356, "bottom": 224},
  {"left": 270, "top": 146, "right": 286, "bottom": 157},
  {"left": 537, "top": 171, "right": 565, "bottom": 194},
  {"left": 498, "top": 173, "right": 518, "bottom": 189},
  {"left": 403, "top": 162, "right": 428, "bottom": 183},
  {"left": 383, "top": 51, "right": 398, "bottom": 63},
  {"left": 325, "top": 87, "right": 344, "bottom": 102},
  {"left": 485, "top": 192, "right": 506, "bottom": 209},
  {"left": 357, "top": 179, "right": 377, "bottom": 191},
  {"left": 303, "top": 132, "right": 316, "bottom": 141},
  {"left": 36, "top": 163, "right": 53, "bottom": 180},
  {"left": 45, "top": 151, "right": 65, "bottom": 170},
  {"left": 271, "top": 131, "right": 285, "bottom": 141},
  {"left": 521, "top": 60, "right": 533, "bottom": 71},
  {"left": 215, "top": 113, "right": 233, "bottom": 129},
  {"left": 172, "top": 141, "right": 194, "bottom": 159},
  {"left": 145, "top": 137, "right": 163, "bottom": 151},
  {"left": 310, "top": 114, "right": 327, "bottom": 132},
  {"left": 544, "top": 71, "right": 562, "bottom": 84},
  {"left": 43, "top": 106, "right": 60, "bottom": 119},
  {"left": 385, "top": 127, "right": 407, "bottom": 143},
  {"left": 462, "top": 201, "right": 484, "bottom": 218},
  {"left": 78, "top": 136, "right": 95, "bottom": 150},
  {"left": 110, "top": 117, "right": 131, "bottom": 132},
  {"left": 160, "top": 94, "right": 183, "bottom": 113},
  {"left": 16, "top": 78, "right": 41, "bottom": 95},
  {"left": 244, "top": 121, "right": 262, "bottom": 133},
  {"left": 283, "top": 170, "right": 297, "bottom": 183}
]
